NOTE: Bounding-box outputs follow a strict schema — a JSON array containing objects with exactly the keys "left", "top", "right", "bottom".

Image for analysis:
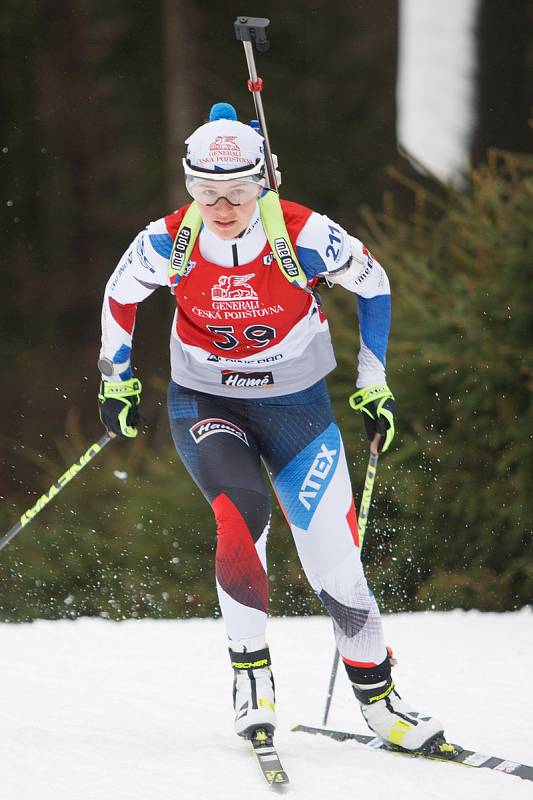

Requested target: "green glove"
[
  {"left": 98, "top": 378, "right": 142, "bottom": 439},
  {"left": 349, "top": 383, "right": 396, "bottom": 453}
]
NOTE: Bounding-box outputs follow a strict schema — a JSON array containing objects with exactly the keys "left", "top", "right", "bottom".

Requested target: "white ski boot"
[
  {"left": 229, "top": 637, "right": 276, "bottom": 739},
  {"left": 352, "top": 676, "right": 444, "bottom": 751}
]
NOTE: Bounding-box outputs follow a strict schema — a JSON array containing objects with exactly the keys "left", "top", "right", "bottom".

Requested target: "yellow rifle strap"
[
  {"left": 168, "top": 192, "right": 308, "bottom": 288},
  {"left": 257, "top": 191, "right": 308, "bottom": 287},
  {"left": 168, "top": 203, "right": 203, "bottom": 286}
]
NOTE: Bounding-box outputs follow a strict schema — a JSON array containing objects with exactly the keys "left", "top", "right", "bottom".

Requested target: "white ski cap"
[{"left": 183, "top": 119, "right": 265, "bottom": 180}]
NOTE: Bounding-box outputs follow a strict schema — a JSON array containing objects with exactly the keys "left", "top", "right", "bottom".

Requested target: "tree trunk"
[
  {"left": 471, "top": 0, "right": 533, "bottom": 164},
  {"left": 163, "top": 0, "right": 199, "bottom": 208}
]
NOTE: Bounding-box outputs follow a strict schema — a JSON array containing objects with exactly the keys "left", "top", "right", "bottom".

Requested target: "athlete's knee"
[{"left": 212, "top": 489, "right": 271, "bottom": 543}]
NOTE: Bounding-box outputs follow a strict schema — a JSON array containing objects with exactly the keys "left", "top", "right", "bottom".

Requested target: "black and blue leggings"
[{"left": 168, "top": 379, "right": 387, "bottom": 671}]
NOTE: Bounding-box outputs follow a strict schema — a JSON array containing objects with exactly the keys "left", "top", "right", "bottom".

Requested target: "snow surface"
[
  {"left": 2, "top": 609, "right": 531, "bottom": 800},
  {"left": 397, "top": 0, "right": 479, "bottom": 183}
]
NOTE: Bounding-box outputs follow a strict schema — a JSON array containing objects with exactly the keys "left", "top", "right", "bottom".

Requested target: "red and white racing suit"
[{"left": 100, "top": 197, "right": 392, "bottom": 676}]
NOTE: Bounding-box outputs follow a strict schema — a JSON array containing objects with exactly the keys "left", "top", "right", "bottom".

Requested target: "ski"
[
  {"left": 250, "top": 728, "right": 290, "bottom": 788},
  {"left": 292, "top": 723, "right": 533, "bottom": 783}
]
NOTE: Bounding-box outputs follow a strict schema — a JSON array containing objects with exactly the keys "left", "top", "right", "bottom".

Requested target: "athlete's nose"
[{"left": 213, "top": 196, "right": 234, "bottom": 209}]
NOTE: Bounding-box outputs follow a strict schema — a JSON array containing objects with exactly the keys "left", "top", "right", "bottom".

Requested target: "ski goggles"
[{"left": 185, "top": 175, "right": 264, "bottom": 206}]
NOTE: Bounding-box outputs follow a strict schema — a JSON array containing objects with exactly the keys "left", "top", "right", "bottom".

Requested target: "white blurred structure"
[{"left": 397, "top": 0, "right": 479, "bottom": 184}]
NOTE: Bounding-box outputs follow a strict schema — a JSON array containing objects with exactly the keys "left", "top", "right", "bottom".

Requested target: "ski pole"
[
  {"left": 0, "top": 432, "right": 113, "bottom": 552},
  {"left": 356, "top": 438, "right": 380, "bottom": 549},
  {"left": 234, "top": 15, "right": 278, "bottom": 191},
  {"left": 322, "top": 435, "right": 381, "bottom": 725},
  {"left": 322, "top": 647, "right": 341, "bottom": 727}
]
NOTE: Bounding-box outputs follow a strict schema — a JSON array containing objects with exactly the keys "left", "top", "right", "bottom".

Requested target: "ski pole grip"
[{"left": 234, "top": 16, "right": 270, "bottom": 52}]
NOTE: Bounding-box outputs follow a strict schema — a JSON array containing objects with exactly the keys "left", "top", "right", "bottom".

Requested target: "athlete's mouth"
[{"left": 214, "top": 220, "right": 236, "bottom": 228}]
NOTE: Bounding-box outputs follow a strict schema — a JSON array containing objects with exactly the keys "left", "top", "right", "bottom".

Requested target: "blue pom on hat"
[{"left": 209, "top": 103, "right": 238, "bottom": 121}]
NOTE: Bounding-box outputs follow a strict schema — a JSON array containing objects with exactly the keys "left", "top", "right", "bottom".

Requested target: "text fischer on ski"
[{"left": 97, "top": 103, "right": 446, "bottom": 752}]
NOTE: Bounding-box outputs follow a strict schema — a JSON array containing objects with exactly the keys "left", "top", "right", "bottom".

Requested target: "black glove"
[
  {"left": 98, "top": 377, "right": 142, "bottom": 439},
  {"left": 349, "top": 383, "right": 396, "bottom": 452}
]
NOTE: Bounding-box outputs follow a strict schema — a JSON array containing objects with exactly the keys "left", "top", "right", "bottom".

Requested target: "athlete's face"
[{"left": 198, "top": 196, "right": 257, "bottom": 240}]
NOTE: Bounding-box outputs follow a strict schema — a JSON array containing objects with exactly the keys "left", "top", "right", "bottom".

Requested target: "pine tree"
[{"left": 353, "top": 149, "right": 533, "bottom": 610}]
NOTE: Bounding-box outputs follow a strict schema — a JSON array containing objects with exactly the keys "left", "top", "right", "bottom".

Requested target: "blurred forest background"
[{"left": 0, "top": 0, "right": 532, "bottom": 622}]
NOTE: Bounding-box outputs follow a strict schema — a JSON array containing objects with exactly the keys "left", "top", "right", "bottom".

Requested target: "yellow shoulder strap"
[
  {"left": 258, "top": 191, "right": 308, "bottom": 288},
  {"left": 168, "top": 193, "right": 308, "bottom": 289},
  {"left": 168, "top": 203, "right": 203, "bottom": 287}
]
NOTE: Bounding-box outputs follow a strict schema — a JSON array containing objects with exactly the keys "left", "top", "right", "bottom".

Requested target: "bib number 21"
[{"left": 206, "top": 324, "right": 276, "bottom": 350}]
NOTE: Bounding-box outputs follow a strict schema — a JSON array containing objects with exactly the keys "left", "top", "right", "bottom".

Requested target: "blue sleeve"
[
  {"left": 357, "top": 294, "right": 391, "bottom": 367},
  {"left": 295, "top": 245, "right": 328, "bottom": 280}
]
